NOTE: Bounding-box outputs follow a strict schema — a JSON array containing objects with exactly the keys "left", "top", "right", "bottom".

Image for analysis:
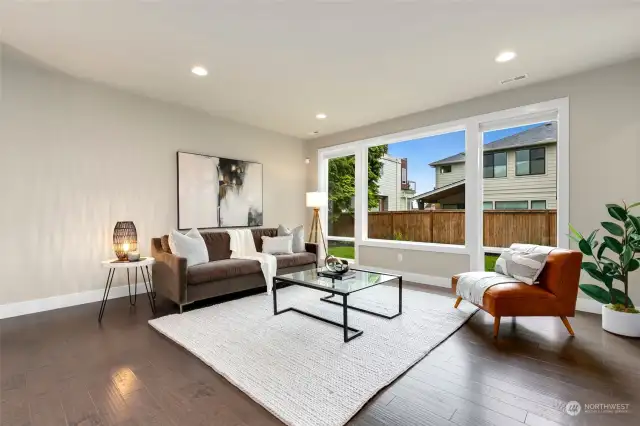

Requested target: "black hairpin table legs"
[{"left": 98, "top": 260, "right": 156, "bottom": 323}]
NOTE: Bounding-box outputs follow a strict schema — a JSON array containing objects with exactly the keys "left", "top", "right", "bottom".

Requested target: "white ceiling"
[{"left": 1, "top": 1, "right": 640, "bottom": 139}]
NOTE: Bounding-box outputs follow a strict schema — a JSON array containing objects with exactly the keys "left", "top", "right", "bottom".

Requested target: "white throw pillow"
[
  {"left": 261, "top": 235, "right": 293, "bottom": 255},
  {"left": 277, "top": 224, "right": 305, "bottom": 253},
  {"left": 168, "top": 228, "right": 209, "bottom": 267}
]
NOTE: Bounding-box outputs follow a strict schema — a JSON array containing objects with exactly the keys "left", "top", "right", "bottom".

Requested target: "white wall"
[
  {"left": 0, "top": 46, "right": 306, "bottom": 306},
  {"left": 307, "top": 58, "right": 640, "bottom": 303}
]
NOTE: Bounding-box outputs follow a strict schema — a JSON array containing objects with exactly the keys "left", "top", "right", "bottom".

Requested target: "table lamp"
[{"left": 113, "top": 221, "right": 137, "bottom": 261}]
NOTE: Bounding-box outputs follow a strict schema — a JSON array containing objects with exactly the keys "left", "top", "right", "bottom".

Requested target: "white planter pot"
[{"left": 602, "top": 305, "right": 640, "bottom": 337}]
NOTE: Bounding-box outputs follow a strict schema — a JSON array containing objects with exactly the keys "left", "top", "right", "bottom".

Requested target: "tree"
[{"left": 327, "top": 146, "right": 388, "bottom": 223}]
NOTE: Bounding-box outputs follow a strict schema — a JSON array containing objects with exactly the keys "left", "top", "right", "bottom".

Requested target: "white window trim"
[{"left": 317, "top": 98, "right": 569, "bottom": 271}]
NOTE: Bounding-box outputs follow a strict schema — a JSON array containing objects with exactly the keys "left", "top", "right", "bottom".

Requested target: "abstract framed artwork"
[{"left": 177, "top": 152, "right": 263, "bottom": 229}]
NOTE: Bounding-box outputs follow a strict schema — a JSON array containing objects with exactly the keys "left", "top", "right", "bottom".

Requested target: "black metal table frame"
[
  {"left": 98, "top": 264, "right": 156, "bottom": 322},
  {"left": 272, "top": 268, "right": 402, "bottom": 342}
]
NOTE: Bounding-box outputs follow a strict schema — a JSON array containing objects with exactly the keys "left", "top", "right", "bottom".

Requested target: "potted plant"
[{"left": 569, "top": 201, "right": 640, "bottom": 337}]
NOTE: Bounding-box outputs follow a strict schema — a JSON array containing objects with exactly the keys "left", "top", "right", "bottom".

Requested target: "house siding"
[
  {"left": 432, "top": 144, "right": 557, "bottom": 209},
  {"left": 376, "top": 155, "right": 402, "bottom": 211},
  {"left": 484, "top": 144, "right": 557, "bottom": 209},
  {"left": 435, "top": 163, "right": 465, "bottom": 188}
]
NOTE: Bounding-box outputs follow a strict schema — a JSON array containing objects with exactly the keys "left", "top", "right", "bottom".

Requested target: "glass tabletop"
[{"left": 275, "top": 267, "right": 399, "bottom": 295}]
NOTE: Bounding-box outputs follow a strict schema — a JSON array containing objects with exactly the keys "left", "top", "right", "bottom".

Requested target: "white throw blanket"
[
  {"left": 227, "top": 229, "right": 277, "bottom": 294},
  {"left": 455, "top": 271, "right": 524, "bottom": 305}
]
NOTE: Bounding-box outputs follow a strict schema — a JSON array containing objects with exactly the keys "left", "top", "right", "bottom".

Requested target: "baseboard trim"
[
  {"left": 356, "top": 264, "right": 451, "bottom": 288},
  {"left": 0, "top": 282, "right": 150, "bottom": 320},
  {"left": 575, "top": 298, "right": 602, "bottom": 315}
]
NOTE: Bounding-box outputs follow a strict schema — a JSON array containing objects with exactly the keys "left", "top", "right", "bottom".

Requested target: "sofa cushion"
[
  {"left": 275, "top": 252, "right": 317, "bottom": 269},
  {"left": 187, "top": 259, "right": 261, "bottom": 285},
  {"left": 201, "top": 232, "right": 232, "bottom": 261}
]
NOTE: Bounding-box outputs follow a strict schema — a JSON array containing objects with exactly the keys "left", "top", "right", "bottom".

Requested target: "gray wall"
[
  {"left": 0, "top": 46, "right": 306, "bottom": 305},
  {"left": 306, "top": 58, "right": 640, "bottom": 301}
]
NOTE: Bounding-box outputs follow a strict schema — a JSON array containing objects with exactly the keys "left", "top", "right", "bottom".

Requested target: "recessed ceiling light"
[
  {"left": 315, "top": 113, "right": 327, "bottom": 120},
  {"left": 191, "top": 66, "right": 208, "bottom": 76},
  {"left": 495, "top": 51, "right": 516, "bottom": 63}
]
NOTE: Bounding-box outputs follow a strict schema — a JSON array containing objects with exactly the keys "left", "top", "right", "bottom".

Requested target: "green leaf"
[
  {"left": 628, "top": 215, "right": 640, "bottom": 234},
  {"left": 585, "top": 268, "right": 605, "bottom": 283},
  {"left": 568, "top": 224, "right": 583, "bottom": 240},
  {"left": 601, "top": 255, "right": 621, "bottom": 266},
  {"left": 568, "top": 234, "right": 582, "bottom": 245},
  {"left": 586, "top": 229, "right": 598, "bottom": 244},
  {"left": 610, "top": 288, "right": 634, "bottom": 307},
  {"left": 622, "top": 246, "right": 633, "bottom": 267},
  {"left": 607, "top": 204, "right": 628, "bottom": 222},
  {"left": 628, "top": 259, "right": 640, "bottom": 272},
  {"left": 627, "top": 202, "right": 640, "bottom": 210},
  {"left": 581, "top": 261, "right": 599, "bottom": 271},
  {"left": 579, "top": 284, "right": 611, "bottom": 304},
  {"left": 601, "top": 221, "right": 624, "bottom": 236},
  {"left": 597, "top": 243, "right": 607, "bottom": 259},
  {"left": 578, "top": 239, "right": 593, "bottom": 256},
  {"left": 603, "top": 236, "right": 624, "bottom": 254}
]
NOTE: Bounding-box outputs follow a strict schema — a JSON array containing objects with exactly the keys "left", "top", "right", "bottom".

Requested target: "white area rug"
[{"left": 149, "top": 285, "right": 477, "bottom": 426}]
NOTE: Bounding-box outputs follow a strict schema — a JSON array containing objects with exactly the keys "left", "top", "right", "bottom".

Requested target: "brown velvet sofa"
[
  {"left": 452, "top": 248, "right": 583, "bottom": 338},
  {"left": 151, "top": 228, "right": 317, "bottom": 312}
]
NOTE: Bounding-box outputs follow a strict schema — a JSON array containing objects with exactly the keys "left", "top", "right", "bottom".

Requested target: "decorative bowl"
[{"left": 325, "top": 255, "right": 350, "bottom": 274}]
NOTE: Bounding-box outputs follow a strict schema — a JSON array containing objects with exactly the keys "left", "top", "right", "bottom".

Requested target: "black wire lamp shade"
[{"left": 113, "top": 221, "right": 137, "bottom": 261}]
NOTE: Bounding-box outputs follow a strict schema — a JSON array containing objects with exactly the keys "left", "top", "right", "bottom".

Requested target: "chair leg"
[
  {"left": 453, "top": 296, "right": 462, "bottom": 309},
  {"left": 560, "top": 316, "right": 575, "bottom": 336},
  {"left": 493, "top": 316, "right": 501, "bottom": 339}
]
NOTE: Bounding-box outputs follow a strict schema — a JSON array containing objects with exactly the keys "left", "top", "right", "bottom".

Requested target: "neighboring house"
[
  {"left": 373, "top": 154, "right": 416, "bottom": 211},
  {"left": 411, "top": 122, "right": 557, "bottom": 210}
]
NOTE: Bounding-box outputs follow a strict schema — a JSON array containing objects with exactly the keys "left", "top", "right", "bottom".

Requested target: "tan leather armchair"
[{"left": 452, "top": 248, "right": 583, "bottom": 338}]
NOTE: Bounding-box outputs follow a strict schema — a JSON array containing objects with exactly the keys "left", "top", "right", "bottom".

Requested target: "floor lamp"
[{"left": 306, "top": 192, "right": 328, "bottom": 256}]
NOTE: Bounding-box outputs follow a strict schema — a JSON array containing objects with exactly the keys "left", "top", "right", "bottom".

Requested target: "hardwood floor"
[{"left": 1, "top": 283, "right": 639, "bottom": 426}]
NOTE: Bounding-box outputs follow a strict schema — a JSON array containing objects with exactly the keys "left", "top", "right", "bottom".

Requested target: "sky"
[{"left": 388, "top": 123, "right": 542, "bottom": 194}]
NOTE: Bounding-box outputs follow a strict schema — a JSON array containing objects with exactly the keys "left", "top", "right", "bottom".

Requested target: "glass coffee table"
[{"left": 272, "top": 268, "right": 402, "bottom": 342}]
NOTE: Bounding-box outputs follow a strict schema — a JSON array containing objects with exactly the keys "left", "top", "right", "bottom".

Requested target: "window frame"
[
  {"left": 317, "top": 98, "right": 569, "bottom": 265},
  {"left": 495, "top": 201, "right": 529, "bottom": 210},
  {"left": 530, "top": 200, "right": 547, "bottom": 210},
  {"left": 515, "top": 147, "right": 546, "bottom": 176},
  {"left": 483, "top": 151, "right": 507, "bottom": 179},
  {"left": 440, "top": 164, "right": 452, "bottom": 174}
]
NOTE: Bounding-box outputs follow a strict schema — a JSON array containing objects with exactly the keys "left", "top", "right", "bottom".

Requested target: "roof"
[
  {"left": 429, "top": 122, "right": 557, "bottom": 167},
  {"left": 410, "top": 179, "right": 465, "bottom": 202}
]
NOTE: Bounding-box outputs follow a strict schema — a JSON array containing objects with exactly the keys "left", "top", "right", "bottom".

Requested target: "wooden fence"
[{"left": 330, "top": 210, "right": 557, "bottom": 247}]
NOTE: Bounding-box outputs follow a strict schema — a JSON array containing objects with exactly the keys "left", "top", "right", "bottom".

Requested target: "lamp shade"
[
  {"left": 306, "top": 192, "right": 327, "bottom": 208},
  {"left": 113, "top": 221, "right": 137, "bottom": 261}
]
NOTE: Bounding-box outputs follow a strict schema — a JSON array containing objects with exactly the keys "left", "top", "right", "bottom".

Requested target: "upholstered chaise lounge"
[{"left": 452, "top": 248, "right": 583, "bottom": 338}]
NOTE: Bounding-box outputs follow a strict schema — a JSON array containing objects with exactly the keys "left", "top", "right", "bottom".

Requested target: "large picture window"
[
  {"left": 327, "top": 154, "right": 355, "bottom": 259},
  {"left": 516, "top": 147, "right": 545, "bottom": 176},
  {"left": 318, "top": 99, "right": 568, "bottom": 270},
  {"left": 367, "top": 131, "right": 466, "bottom": 245},
  {"left": 483, "top": 152, "right": 507, "bottom": 178}
]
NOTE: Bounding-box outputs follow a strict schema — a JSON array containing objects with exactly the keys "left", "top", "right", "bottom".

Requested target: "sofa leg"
[
  {"left": 453, "top": 296, "right": 462, "bottom": 309},
  {"left": 560, "top": 316, "right": 575, "bottom": 336},
  {"left": 493, "top": 316, "right": 501, "bottom": 339},
  {"left": 179, "top": 304, "right": 184, "bottom": 314}
]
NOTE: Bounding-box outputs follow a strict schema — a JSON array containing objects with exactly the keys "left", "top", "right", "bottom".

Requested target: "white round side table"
[{"left": 99, "top": 257, "right": 156, "bottom": 322}]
